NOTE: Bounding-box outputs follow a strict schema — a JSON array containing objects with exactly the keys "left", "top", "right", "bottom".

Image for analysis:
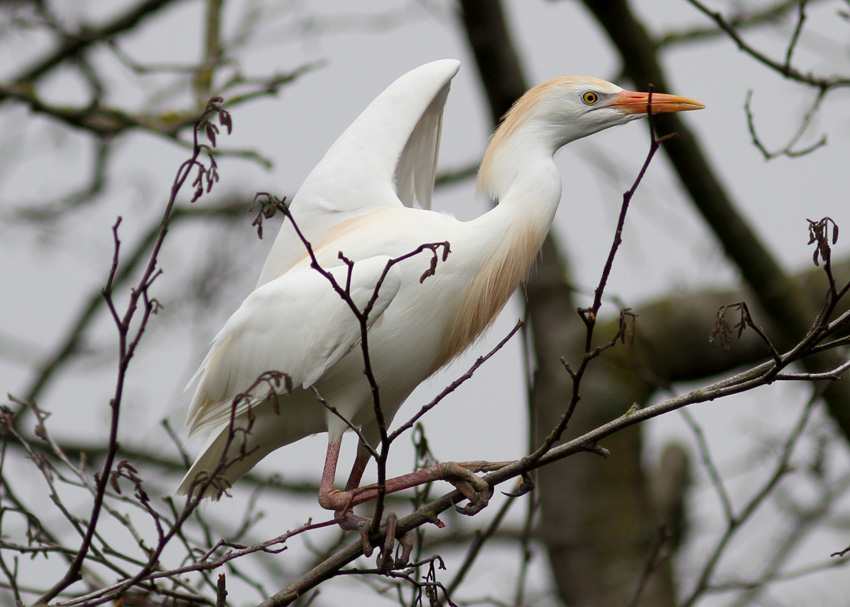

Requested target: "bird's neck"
[
  {"left": 476, "top": 119, "right": 564, "bottom": 231},
  {"left": 473, "top": 147, "right": 561, "bottom": 286},
  {"left": 432, "top": 145, "right": 561, "bottom": 372},
  {"left": 476, "top": 97, "right": 565, "bottom": 205}
]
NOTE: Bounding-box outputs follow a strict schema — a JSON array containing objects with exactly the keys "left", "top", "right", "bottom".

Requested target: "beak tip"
[{"left": 613, "top": 90, "right": 705, "bottom": 114}]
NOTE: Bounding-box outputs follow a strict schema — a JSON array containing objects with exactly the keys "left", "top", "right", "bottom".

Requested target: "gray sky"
[{"left": 1, "top": 0, "right": 849, "bottom": 604}]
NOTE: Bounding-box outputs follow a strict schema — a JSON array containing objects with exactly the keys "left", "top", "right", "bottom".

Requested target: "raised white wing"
[
  {"left": 185, "top": 256, "right": 402, "bottom": 437},
  {"left": 256, "top": 59, "right": 460, "bottom": 287}
]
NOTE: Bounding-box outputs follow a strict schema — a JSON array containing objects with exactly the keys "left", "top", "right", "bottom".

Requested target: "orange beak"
[{"left": 610, "top": 90, "right": 705, "bottom": 114}]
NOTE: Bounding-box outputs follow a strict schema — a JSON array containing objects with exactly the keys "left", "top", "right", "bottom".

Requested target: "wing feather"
[
  {"left": 394, "top": 79, "right": 449, "bottom": 210},
  {"left": 185, "top": 257, "right": 402, "bottom": 437},
  {"left": 256, "top": 60, "right": 460, "bottom": 287}
]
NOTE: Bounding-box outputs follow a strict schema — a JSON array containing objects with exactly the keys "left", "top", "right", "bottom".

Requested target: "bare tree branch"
[{"left": 686, "top": 0, "right": 850, "bottom": 90}]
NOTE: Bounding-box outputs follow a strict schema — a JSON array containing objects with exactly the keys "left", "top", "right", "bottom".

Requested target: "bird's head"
[
  {"left": 478, "top": 76, "right": 703, "bottom": 200},
  {"left": 499, "top": 76, "right": 705, "bottom": 149}
]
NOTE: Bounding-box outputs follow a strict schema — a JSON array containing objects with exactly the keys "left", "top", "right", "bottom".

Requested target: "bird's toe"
[
  {"left": 441, "top": 462, "right": 493, "bottom": 516},
  {"left": 502, "top": 471, "right": 535, "bottom": 498}
]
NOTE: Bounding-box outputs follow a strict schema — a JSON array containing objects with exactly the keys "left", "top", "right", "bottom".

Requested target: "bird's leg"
[
  {"left": 318, "top": 441, "right": 507, "bottom": 565},
  {"left": 350, "top": 452, "right": 413, "bottom": 569},
  {"left": 317, "top": 441, "right": 382, "bottom": 544},
  {"left": 317, "top": 440, "right": 375, "bottom": 505},
  {"left": 317, "top": 440, "right": 409, "bottom": 564},
  {"left": 344, "top": 451, "right": 370, "bottom": 491},
  {"left": 340, "top": 450, "right": 383, "bottom": 553},
  {"left": 345, "top": 460, "right": 510, "bottom": 515},
  {"left": 320, "top": 446, "right": 509, "bottom": 515},
  {"left": 318, "top": 439, "right": 360, "bottom": 518}
]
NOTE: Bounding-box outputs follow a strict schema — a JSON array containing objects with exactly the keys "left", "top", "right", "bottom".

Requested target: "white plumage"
[
  {"left": 177, "top": 59, "right": 703, "bottom": 508},
  {"left": 184, "top": 258, "right": 402, "bottom": 437}
]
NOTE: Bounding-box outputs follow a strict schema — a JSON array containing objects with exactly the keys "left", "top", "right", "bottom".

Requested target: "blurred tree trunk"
[
  {"left": 457, "top": 1, "right": 849, "bottom": 606},
  {"left": 581, "top": 0, "right": 850, "bottom": 438},
  {"left": 458, "top": 1, "right": 677, "bottom": 605}
]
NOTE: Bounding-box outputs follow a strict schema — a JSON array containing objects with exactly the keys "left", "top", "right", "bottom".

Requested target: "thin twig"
[
  {"left": 36, "top": 98, "right": 233, "bottom": 606},
  {"left": 686, "top": 0, "right": 850, "bottom": 89},
  {"left": 678, "top": 394, "right": 819, "bottom": 606},
  {"left": 745, "top": 88, "right": 827, "bottom": 160},
  {"left": 527, "top": 97, "right": 670, "bottom": 463}
]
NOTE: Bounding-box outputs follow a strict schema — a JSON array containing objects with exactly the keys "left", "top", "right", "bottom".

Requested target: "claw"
[{"left": 503, "top": 471, "right": 534, "bottom": 498}]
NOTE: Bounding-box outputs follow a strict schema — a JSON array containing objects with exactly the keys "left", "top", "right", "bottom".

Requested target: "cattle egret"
[{"left": 177, "top": 60, "right": 703, "bottom": 527}]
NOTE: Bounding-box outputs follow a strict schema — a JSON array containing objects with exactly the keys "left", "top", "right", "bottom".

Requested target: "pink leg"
[
  {"left": 317, "top": 439, "right": 349, "bottom": 511},
  {"left": 344, "top": 460, "right": 507, "bottom": 515},
  {"left": 317, "top": 440, "right": 387, "bottom": 560},
  {"left": 344, "top": 452, "right": 370, "bottom": 491},
  {"left": 317, "top": 441, "right": 375, "bottom": 529},
  {"left": 318, "top": 441, "right": 506, "bottom": 517},
  {"left": 316, "top": 439, "right": 506, "bottom": 568}
]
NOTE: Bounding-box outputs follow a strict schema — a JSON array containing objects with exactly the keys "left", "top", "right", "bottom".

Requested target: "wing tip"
[{"left": 424, "top": 58, "right": 461, "bottom": 76}]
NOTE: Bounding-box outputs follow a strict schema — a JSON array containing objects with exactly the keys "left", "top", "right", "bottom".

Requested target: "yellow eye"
[{"left": 582, "top": 91, "right": 599, "bottom": 105}]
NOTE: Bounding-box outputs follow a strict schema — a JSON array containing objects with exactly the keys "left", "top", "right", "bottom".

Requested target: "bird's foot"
[
  {"left": 317, "top": 459, "right": 511, "bottom": 564},
  {"left": 377, "top": 513, "right": 413, "bottom": 571},
  {"left": 444, "top": 460, "right": 511, "bottom": 515},
  {"left": 333, "top": 508, "right": 412, "bottom": 571}
]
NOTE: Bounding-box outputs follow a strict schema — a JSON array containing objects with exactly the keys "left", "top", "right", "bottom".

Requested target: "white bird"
[{"left": 177, "top": 60, "right": 703, "bottom": 520}]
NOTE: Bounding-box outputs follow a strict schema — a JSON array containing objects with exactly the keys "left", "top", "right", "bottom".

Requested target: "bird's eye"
[{"left": 582, "top": 91, "right": 599, "bottom": 105}]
